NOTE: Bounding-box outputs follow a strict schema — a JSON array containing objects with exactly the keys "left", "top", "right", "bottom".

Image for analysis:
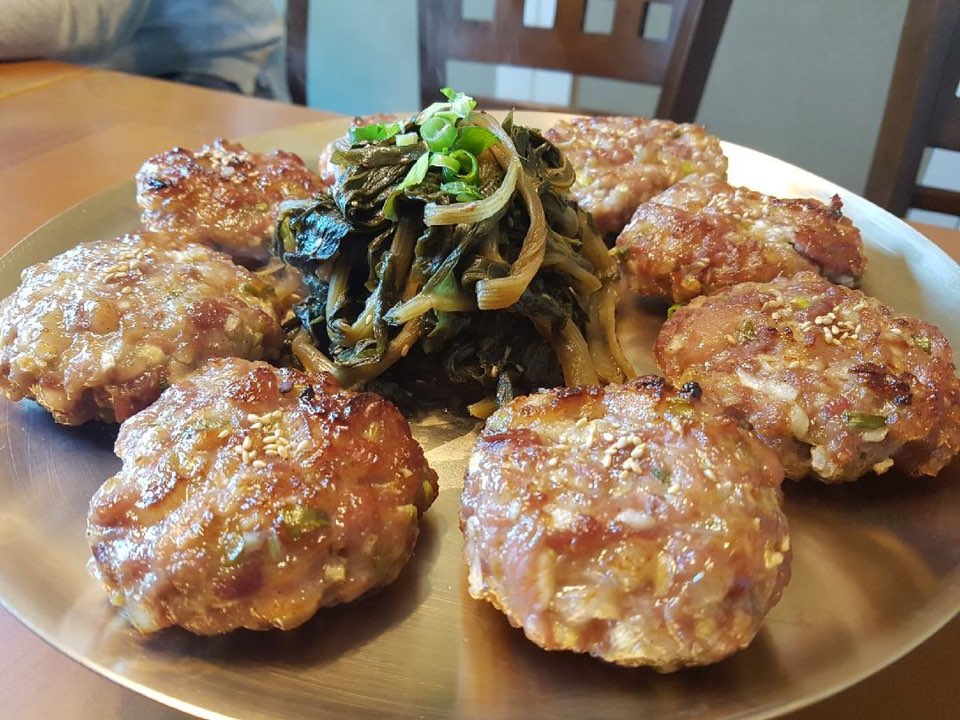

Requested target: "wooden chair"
[
  {"left": 865, "top": 0, "right": 960, "bottom": 217},
  {"left": 417, "top": 0, "right": 732, "bottom": 122}
]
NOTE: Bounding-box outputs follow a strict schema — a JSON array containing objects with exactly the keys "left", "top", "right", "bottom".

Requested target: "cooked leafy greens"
[{"left": 275, "top": 90, "right": 633, "bottom": 409}]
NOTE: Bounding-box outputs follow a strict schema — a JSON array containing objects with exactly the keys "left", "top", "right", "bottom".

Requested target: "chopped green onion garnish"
[
  {"left": 738, "top": 319, "right": 757, "bottom": 342},
  {"left": 792, "top": 297, "right": 811, "bottom": 309},
  {"left": 452, "top": 95, "right": 475, "bottom": 118},
  {"left": 845, "top": 412, "right": 887, "bottom": 430},
  {"left": 401, "top": 151, "right": 430, "bottom": 188},
  {"left": 666, "top": 303, "right": 682, "bottom": 319},
  {"left": 430, "top": 153, "right": 461, "bottom": 173},
  {"left": 431, "top": 110, "right": 462, "bottom": 125},
  {"left": 417, "top": 101, "right": 449, "bottom": 124},
  {"left": 419, "top": 89, "right": 478, "bottom": 124},
  {"left": 420, "top": 115, "right": 458, "bottom": 152},
  {"left": 652, "top": 466, "right": 673, "bottom": 484},
  {"left": 914, "top": 335, "right": 932, "bottom": 353},
  {"left": 395, "top": 132, "right": 418, "bottom": 146},
  {"left": 440, "top": 87, "right": 477, "bottom": 118},
  {"left": 444, "top": 149, "right": 479, "bottom": 184},
  {"left": 440, "top": 180, "right": 483, "bottom": 202},
  {"left": 455, "top": 125, "right": 499, "bottom": 155},
  {"left": 280, "top": 506, "right": 329, "bottom": 539},
  {"left": 384, "top": 151, "right": 431, "bottom": 220},
  {"left": 349, "top": 121, "right": 402, "bottom": 144}
]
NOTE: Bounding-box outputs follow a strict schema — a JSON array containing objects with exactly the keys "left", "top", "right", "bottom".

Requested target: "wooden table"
[{"left": 1, "top": 60, "right": 959, "bottom": 720}]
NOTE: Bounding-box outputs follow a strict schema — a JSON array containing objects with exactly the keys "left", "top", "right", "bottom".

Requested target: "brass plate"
[{"left": 0, "top": 114, "right": 958, "bottom": 720}]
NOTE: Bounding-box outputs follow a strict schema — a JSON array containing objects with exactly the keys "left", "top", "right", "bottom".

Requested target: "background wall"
[
  {"left": 305, "top": 0, "right": 420, "bottom": 118},
  {"left": 696, "top": 0, "right": 906, "bottom": 194},
  {"left": 303, "top": 0, "right": 956, "bottom": 227}
]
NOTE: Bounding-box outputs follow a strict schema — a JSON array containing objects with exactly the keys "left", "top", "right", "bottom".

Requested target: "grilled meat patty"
[
  {"left": 544, "top": 116, "right": 728, "bottom": 236},
  {"left": 656, "top": 271, "right": 960, "bottom": 481},
  {"left": 617, "top": 174, "right": 867, "bottom": 302},
  {"left": 87, "top": 358, "right": 439, "bottom": 635},
  {"left": 461, "top": 377, "right": 790, "bottom": 671},
  {"left": 137, "top": 138, "right": 324, "bottom": 266},
  {"left": 0, "top": 233, "right": 288, "bottom": 425}
]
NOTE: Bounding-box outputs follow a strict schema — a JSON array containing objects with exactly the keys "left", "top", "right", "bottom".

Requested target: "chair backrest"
[
  {"left": 286, "top": 0, "right": 309, "bottom": 105},
  {"left": 417, "top": 0, "right": 731, "bottom": 122},
  {"left": 865, "top": 0, "right": 960, "bottom": 217}
]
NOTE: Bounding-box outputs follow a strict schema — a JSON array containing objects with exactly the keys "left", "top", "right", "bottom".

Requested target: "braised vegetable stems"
[{"left": 276, "top": 92, "right": 633, "bottom": 408}]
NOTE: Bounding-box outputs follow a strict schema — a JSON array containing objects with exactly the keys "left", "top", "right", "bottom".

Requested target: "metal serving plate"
[{"left": 0, "top": 113, "right": 958, "bottom": 720}]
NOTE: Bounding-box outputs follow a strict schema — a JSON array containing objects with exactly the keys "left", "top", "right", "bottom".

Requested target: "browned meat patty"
[
  {"left": 461, "top": 377, "right": 790, "bottom": 671},
  {"left": 87, "top": 358, "right": 439, "bottom": 635},
  {"left": 544, "top": 116, "right": 728, "bottom": 236},
  {"left": 0, "top": 233, "right": 288, "bottom": 425},
  {"left": 617, "top": 174, "right": 867, "bottom": 302},
  {"left": 656, "top": 272, "right": 960, "bottom": 482},
  {"left": 136, "top": 138, "right": 324, "bottom": 266},
  {"left": 317, "top": 113, "right": 412, "bottom": 191}
]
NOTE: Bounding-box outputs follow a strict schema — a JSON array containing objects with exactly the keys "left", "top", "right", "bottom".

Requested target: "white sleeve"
[{"left": 0, "top": 0, "right": 151, "bottom": 61}]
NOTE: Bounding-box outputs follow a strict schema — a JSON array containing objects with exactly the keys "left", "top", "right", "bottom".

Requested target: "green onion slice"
[
  {"left": 402, "top": 152, "right": 431, "bottom": 187},
  {"left": 395, "top": 132, "right": 418, "bottom": 146},
  {"left": 384, "top": 151, "right": 430, "bottom": 220},
  {"left": 455, "top": 125, "right": 499, "bottom": 156},
  {"left": 417, "top": 101, "right": 449, "bottom": 124},
  {"left": 349, "top": 122, "right": 401, "bottom": 144},
  {"left": 652, "top": 466, "right": 673, "bottom": 484},
  {"left": 440, "top": 180, "right": 484, "bottom": 202},
  {"left": 440, "top": 87, "right": 477, "bottom": 118},
  {"left": 420, "top": 115, "right": 458, "bottom": 152},
  {"left": 430, "top": 153, "right": 461, "bottom": 173},
  {"left": 844, "top": 412, "right": 888, "bottom": 430},
  {"left": 419, "top": 89, "right": 478, "bottom": 125},
  {"left": 280, "top": 506, "right": 329, "bottom": 539},
  {"left": 444, "top": 149, "right": 478, "bottom": 184}
]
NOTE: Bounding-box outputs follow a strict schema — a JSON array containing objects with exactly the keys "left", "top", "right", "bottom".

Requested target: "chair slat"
[
  {"left": 866, "top": 0, "right": 960, "bottom": 217},
  {"left": 912, "top": 186, "right": 960, "bottom": 216},
  {"left": 928, "top": 36, "right": 960, "bottom": 151},
  {"left": 554, "top": 0, "right": 588, "bottom": 35},
  {"left": 495, "top": 0, "right": 524, "bottom": 26},
  {"left": 438, "top": 25, "right": 669, "bottom": 85},
  {"left": 655, "top": 0, "right": 732, "bottom": 122},
  {"left": 286, "top": 0, "right": 309, "bottom": 105},
  {"left": 611, "top": 0, "right": 647, "bottom": 38}
]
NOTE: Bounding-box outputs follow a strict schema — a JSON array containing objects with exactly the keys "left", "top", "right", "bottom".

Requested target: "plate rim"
[{"left": 0, "top": 112, "right": 958, "bottom": 720}]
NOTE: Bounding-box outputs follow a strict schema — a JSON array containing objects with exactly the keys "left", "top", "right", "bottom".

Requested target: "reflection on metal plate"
[{"left": 0, "top": 114, "right": 958, "bottom": 720}]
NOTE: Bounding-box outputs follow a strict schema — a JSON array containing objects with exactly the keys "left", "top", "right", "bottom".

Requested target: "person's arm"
[{"left": 0, "top": 0, "right": 151, "bottom": 61}]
